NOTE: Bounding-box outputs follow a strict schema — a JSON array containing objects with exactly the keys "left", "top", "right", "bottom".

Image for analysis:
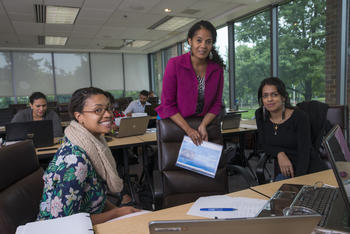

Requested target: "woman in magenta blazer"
[{"left": 156, "top": 20, "right": 225, "bottom": 145}]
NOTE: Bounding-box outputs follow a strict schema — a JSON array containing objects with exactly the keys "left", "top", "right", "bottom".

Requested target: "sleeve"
[
  {"left": 11, "top": 109, "right": 26, "bottom": 122},
  {"left": 156, "top": 58, "right": 180, "bottom": 119},
  {"left": 42, "top": 150, "right": 89, "bottom": 218},
  {"left": 208, "top": 67, "right": 224, "bottom": 115},
  {"left": 50, "top": 111, "right": 63, "bottom": 137},
  {"left": 294, "top": 110, "right": 311, "bottom": 176},
  {"left": 124, "top": 101, "right": 134, "bottom": 114}
]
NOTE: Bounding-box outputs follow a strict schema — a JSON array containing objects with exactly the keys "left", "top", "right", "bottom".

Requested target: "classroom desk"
[{"left": 93, "top": 170, "right": 336, "bottom": 234}]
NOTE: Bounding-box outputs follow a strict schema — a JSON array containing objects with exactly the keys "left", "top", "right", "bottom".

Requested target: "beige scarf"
[{"left": 65, "top": 120, "right": 123, "bottom": 193}]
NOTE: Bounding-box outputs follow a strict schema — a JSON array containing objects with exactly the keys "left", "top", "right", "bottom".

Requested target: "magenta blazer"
[{"left": 156, "top": 52, "right": 224, "bottom": 119}]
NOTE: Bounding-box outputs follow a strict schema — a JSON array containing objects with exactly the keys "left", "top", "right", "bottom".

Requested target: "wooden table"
[{"left": 93, "top": 170, "right": 336, "bottom": 234}]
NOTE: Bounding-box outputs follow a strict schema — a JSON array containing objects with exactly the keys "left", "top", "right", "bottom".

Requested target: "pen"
[{"left": 200, "top": 208, "right": 237, "bottom": 211}]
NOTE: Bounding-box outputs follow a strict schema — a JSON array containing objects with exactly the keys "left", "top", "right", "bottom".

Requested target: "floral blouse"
[{"left": 37, "top": 137, "right": 107, "bottom": 220}]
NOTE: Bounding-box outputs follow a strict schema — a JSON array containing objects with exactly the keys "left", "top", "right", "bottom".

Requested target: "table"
[{"left": 93, "top": 170, "right": 336, "bottom": 234}]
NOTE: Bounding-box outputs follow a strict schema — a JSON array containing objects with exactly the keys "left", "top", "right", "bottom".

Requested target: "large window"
[
  {"left": 152, "top": 52, "right": 162, "bottom": 97},
  {"left": 216, "top": 26, "right": 229, "bottom": 107},
  {"left": 0, "top": 52, "right": 12, "bottom": 108},
  {"left": 278, "top": 0, "right": 326, "bottom": 104},
  {"left": 13, "top": 52, "right": 54, "bottom": 104},
  {"left": 124, "top": 54, "right": 149, "bottom": 98},
  {"left": 54, "top": 53, "right": 90, "bottom": 103},
  {"left": 234, "top": 11, "right": 271, "bottom": 119}
]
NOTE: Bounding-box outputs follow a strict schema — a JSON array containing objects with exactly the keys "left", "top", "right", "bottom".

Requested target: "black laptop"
[
  {"left": 5, "top": 120, "right": 54, "bottom": 147},
  {"left": 258, "top": 125, "right": 350, "bottom": 232},
  {"left": 145, "top": 104, "right": 159, "bottom": 116}
]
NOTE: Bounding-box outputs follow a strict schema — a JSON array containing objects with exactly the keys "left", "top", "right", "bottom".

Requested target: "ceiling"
[{"left": 0, "top": 0, "right": 282, "bottom": 54}]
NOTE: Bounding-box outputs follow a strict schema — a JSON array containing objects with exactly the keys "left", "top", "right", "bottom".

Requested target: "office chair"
[
  {"left": 153, "top": 117, "right": 228, "bottom": 210},
  {"left": 0, "top": 140, "right": 44, "bottom": 233},
  {"left": 0, "top": 108, "right": 14, "bottom": 126},
  {"left": 9, "top": 104, "right": 27, "bottom": 114}
]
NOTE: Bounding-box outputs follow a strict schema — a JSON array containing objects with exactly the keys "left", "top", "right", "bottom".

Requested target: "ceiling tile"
[
  {"left": 13, "top": 22, "right": 44, "bottom": 35},
  {"left": 106, "top": 10, "right": 162, "bottom": 28},
  {"left": 75, "top": 17, "right": 107, "bottom": 26},
  {"left": 2, "top": 0, "right": 34, "bottom": 14},
  {"left": 96, "top": 26, "right": 128, "bottom": 39},
  {"left": 45, "top": 24, "right": 73, "bottom": 34},
  {"left": 8, "top": 12, "right": 35, "bottom": 22},
  {"left": 44, "top": 0, "right": 84, "bottom": 7},
  {"left": 148, "top": 0, "right": 198, "bottom": 15},
  {"left": 83, "top": 0, "right": 122, "bottom": 10},
  {"left": 118, "top": 0, "right": 161, "bottom": 13}
]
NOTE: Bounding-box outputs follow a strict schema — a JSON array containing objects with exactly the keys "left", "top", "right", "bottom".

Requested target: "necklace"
[{"left": 273, "top": 123, "right": 279, "bottom": 135}]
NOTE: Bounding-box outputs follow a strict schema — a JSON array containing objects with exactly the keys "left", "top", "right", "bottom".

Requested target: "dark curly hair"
[
  {"left": 29, "top": 92, "right": 47, "bottom": 104},
  {"left": 187, "top": 20, "right": 226, "bottom": 68},
  {"left": 69, "top": 87, "right": 108, "bottom": 121}
]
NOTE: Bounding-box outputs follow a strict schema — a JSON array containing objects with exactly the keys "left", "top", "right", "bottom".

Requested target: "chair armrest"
[
  {"left": 152, "top": 170, "right": 163, "bottom": 210},
  {"left": 256, "top": 152, "right": 271, "bottom": 184},
  {"left": 226, "top": 164, "right": 258, "bottom": 187}
]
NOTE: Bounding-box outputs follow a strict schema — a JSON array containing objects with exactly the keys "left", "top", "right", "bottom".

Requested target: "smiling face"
[
  {"left": 188, "top": 27, "right": 213, "bottom": 61},
  {"left": 74, "top": 94, "right": 113, "bottom": 138},
  {"left": 30, "top": 98, "right": 47, "bottom": 119},
  {"left": 261, "top": 84, "right": 285, "bottom": 113}
]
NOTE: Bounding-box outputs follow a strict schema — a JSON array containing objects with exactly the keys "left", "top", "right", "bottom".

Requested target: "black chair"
[
  {"left": 9, "top": 104, "right": 27, "bottom": 115},
  {"left": 0, "top": 108, "right": 14, "bottom": 126},
  {"left": 0, "top": 140, "right": 44, "bottom": 233},
  {"left": 153, "top": 117, "right": 228, "bottom": 210}
]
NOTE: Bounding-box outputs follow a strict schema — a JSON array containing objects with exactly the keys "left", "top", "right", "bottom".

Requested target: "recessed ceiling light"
[
  {"left": 46, "top": 6, "right": 79, "bottom": 24},
  {"left": 45, "top": 36, "right": 67, "bottom": 45},
  {"left": 164, "top": 8, "right": 172, "bottom": 13},
  {"left": 149, "top": 16, "right": 196, "bottom": 31}
]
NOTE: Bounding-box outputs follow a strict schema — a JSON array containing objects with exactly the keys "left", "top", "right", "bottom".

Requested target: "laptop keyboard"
[{"left": 292, "top": 186, "right": 338, "bottom": 227}]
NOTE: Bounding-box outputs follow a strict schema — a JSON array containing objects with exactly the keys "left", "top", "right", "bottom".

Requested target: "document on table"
[
  {"left": 16, "top": 213, "right": 93, "bottom": 234},
  {"left": 187, "top": 195, "right": 267, "bottom": 219},
  {"left": 176, "top": 136, "right": 223, "bottom": 178},
  {"left": 107, "top": 210, "right": 151, "bottom": 222}
]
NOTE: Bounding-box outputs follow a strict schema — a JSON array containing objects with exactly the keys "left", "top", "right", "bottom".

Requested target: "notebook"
[
  {"left": 114, "top": 116, "right": 150, "bottom": 138},
  {"left": 149, "top": 215, "right": 320, "bottom": 234},
  {"left": 258, "top": 125, "right": 350, "bottom": 232},
  {"left": 5, "top": 120, "right": 54, "bottom": 147}
]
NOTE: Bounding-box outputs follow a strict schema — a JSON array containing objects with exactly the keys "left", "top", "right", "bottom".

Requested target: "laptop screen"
[{"left": 323, "top": 125, "right": 350, "bottom": 212}]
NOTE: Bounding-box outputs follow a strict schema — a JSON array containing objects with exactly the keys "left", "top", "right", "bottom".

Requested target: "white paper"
[
  {"left": 239, "top": 123, "right": 257, "bottom": 129},
  {"left": 187, "top": 195, "right": 267, "bottom": 219},
  {"left": 16, "top": 213, "right": 93, "bottom": 234},
  {"left": 132, "top": 113, "right": 147, "bottom": 117},
  {"left": 107, "top": 210, "right": 151, "bottom": 222},
  {"left": 176, "top": 136, "right": 223, "bottom": 178}
]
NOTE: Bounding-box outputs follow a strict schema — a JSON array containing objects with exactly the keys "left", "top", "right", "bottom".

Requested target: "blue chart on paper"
[{"left": 176, "top": 138, "right": 222, "bottom": 178}]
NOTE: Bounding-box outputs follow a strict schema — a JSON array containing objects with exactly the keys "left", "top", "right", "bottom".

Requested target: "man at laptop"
[
  {"left": 11, "top": 92, "right": 63, "bottom": 137},
  {"left": 124, "top": 90, "right": 151, "bottom": 116}
]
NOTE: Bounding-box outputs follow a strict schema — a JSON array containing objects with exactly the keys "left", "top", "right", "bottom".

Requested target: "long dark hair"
[
  {"left": 187, "top": 20, "right": 225, "bottom": 68},
  {"left": 69, "top": 87, "right": 108, "bottom": 121}
]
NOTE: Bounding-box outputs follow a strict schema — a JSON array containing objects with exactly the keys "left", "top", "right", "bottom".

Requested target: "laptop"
[
  {"left": 149, "top": 215, "right": 320, "bottom": 234},
  {"left": 258, "top": 125, "right": 350, "bottom": 232},
  {"left": 221, "top": 113, "right": 241, "bottom": 130},
  {"left": 5, "top": 120, "right": 54, "bottom": 147},
  {"left": 114, "top": 116, "right": 149, "bottom": 138},
  {"left": 145, "top": 104, "right": 159, "bottom": 116}
]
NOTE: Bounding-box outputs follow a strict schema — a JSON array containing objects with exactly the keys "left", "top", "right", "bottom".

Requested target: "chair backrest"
[
  {"left": 0, "top": 108, "right": 14, "bottom": 126},
  {"left": 0, "top": 140, "right": 44, "bottom": 233},
  {"left": 9, "top": 104, "right": 27, "bottom": 114},
  {"left": 115, "top": 97, "right": 133, "bottom": 111},
  {"left": 327, "top": 105, "right": 349, "bottom": 142},
  {"left": 156, "top": 117, "right": 228, "bottom": 209}
]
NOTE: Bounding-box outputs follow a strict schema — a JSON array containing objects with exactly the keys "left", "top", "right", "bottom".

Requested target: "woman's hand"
[
  {"left": 112, "top": 206, "right": 140, "bottom": 217},
  {"left": 277, "top": 152, "right": 294, "bottom": 178},
  {"left": 186, "top": 127, "right": 202, "bottom": 146},
  {"left": 198, "top": 124, "right": 208, "bottom": 142}
]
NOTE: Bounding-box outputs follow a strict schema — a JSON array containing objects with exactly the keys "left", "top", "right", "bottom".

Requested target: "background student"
[
  {"left": 11, "top": 91, "right": 63, "bottom": 137},
  {"left": 156, "top": 20, "right": 225, "bottom": 145},
  {"left": 124, "top": 90, "right": 151, "bottom": 116}
]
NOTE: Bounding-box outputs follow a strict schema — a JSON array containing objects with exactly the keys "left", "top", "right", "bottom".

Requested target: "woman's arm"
[
  {"left": 170, "top": 113, "right": 202, "bottom": 145},
  {"left": 198, "top": 113, "right": 216, "bottom": 141}
]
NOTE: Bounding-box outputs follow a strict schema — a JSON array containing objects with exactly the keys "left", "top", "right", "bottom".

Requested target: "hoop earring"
[
  {"left": 209, "top": 51, "right": 213, "bottom": 60},
  {"left": 263, "top": 106, "right": 266, "bottom": 121},
  {"left": 282, "top": 101, "right": 285, "bottom": 120}
]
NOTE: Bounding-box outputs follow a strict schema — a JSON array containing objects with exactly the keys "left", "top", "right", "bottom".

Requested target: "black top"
[{"left": 255, "top": 108, "right": 311, "bottom": 177}]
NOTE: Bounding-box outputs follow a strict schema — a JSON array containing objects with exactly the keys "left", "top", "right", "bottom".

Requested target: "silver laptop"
[
  {"left": 115, "top": 116, "right": 149, "bottom": 138},
  {"left": 149, "top": 215, "right": 320, "bottom": 234},
  {"left": 258, "top": 125, "right": 350, "bottom": 232},
  {"left": 221, "top": 113, "right": 241, "bottom": 130}
]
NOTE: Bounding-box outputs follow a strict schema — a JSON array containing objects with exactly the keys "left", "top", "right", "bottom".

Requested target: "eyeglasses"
[
  {"left": 82, "top": 106, "right": 113, "bottom": 116},
  {"left": 262, "top": 92, "right": 280, "bottom": 99}
]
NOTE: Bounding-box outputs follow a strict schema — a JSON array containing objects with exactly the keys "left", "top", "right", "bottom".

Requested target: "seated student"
[
  {"left": 11, "top": 92, "right": 63, "bottom": 137},
  {"left": 37, "top": 87, "right": 139, "bottom": 224},
  {"left": 255, "top": 77, "right": 327, "bottom": 181},
  {"left": 124, "top": 90, "right": 151, "bottom": 116},
  {"left": 148, "top": 90, "right": 156, "bottom": 98}
]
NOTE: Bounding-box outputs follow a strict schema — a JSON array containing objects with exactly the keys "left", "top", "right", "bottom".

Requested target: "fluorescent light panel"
[
  {"left": 46, "top": 6, "right": 79, "bottom": 24},
  {"left": 153, "top": 16, "right": 196, "bottom": 31},
  {"left": 128, "top": 40, "right": 151, "bottom": 48},
  {"left": 45, "top": 36, "right": 67, "bottom": 45}
]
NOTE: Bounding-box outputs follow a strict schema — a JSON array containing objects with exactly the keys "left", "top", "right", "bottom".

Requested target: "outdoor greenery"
[{"left": 234, "top": 0, "right": 326, "bottom": 118}]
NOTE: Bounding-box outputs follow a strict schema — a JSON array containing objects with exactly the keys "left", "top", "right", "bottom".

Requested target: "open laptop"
[
  {"left": 221, "top": 113, "right": 241, "bottom": 130},
  {"left": 5, "top": 120, "right": 54, "bottom": 147},
  {"left": 149, "top": 215, "right": 320, "bottom": 234},
  {"left": 258, "top": 125, "right": 350, "bottom": 232},
  {"left": 114, "top": 116, "right": 149, "bottom": 138},
  {"left": 145, "top": 104, "right": 159, "bottom": 116}
]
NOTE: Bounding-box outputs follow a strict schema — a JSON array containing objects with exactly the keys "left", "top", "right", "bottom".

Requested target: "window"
[
  {"left": 0, "top": 52, "right": 12, "bottom": 108},
  {"left": 278, "top": 0, "right": 326, "bottom": 104},
  {"left": 124, "top": 54, "right": 149, "bottom": 98},
  {"left": 152, "top": 52, "right": 162, "bottom": 97},
  {"left": 163, "top": 45, "right": 178, "bottom": 66},
  {"left": 234, "top": 11, "right": 271, "bottom": 119},
  {"left": 13, "top": 52, "right": 54, "bottom": 104},
  {"left": 54, "top": 53, "right": 90, "bottom": 103},
  {"left": 216, "top": 26, "right": 229, "bottom": 107}
]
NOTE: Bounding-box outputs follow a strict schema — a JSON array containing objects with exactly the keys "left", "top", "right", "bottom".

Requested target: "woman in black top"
[{"left": 255, "top": 77, "right": 313, "bottom": 180}]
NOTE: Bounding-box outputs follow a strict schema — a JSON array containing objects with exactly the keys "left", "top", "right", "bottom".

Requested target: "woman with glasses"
[
  {"left": 256, "top": 77, "right": 326, "bottom": 181},
  {"left": 37, "top": 87, "right": 139, "bottom": 224}
]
